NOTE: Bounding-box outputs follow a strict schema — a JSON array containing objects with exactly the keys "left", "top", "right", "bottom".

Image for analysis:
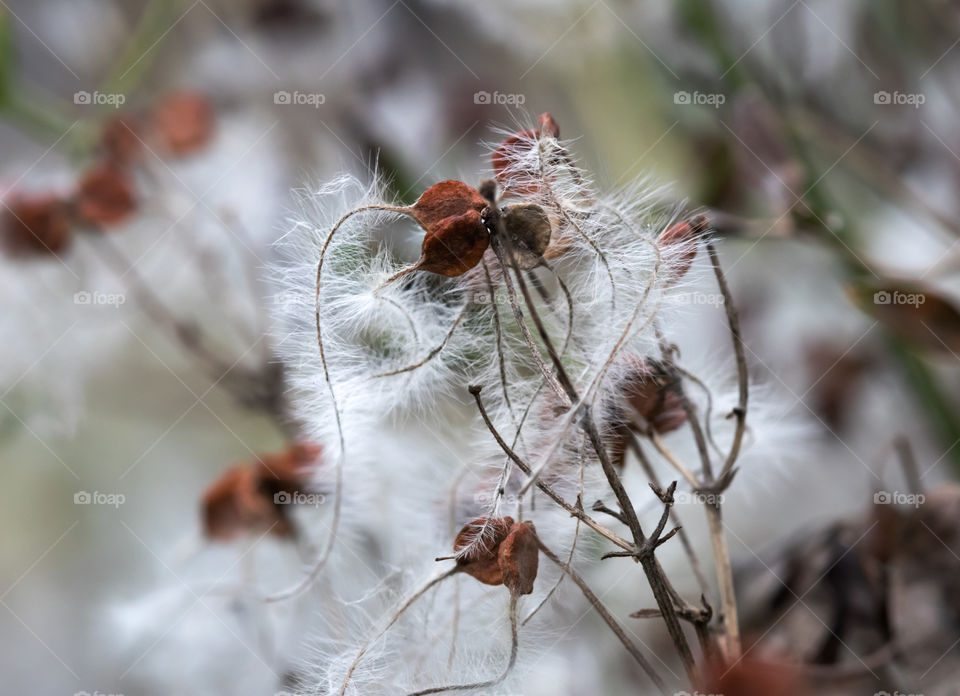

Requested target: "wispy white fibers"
[{"left": 270, "top": 117, "right": 804, "bottom": 694}]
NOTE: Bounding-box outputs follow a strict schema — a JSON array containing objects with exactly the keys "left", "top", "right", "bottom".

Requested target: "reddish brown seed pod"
[
  {"left": 1, "top": 193, "right": 72, "bottom": 256},
  {"left": 153, "top": 90, "right": 215, "bottom": 156},
  {"left": 658, "top": 221, "right": 699, "bottom": 283},
  {"left": 696, "top": 656, "right": 809, "bottom": 696},
  {"left": 414, "top": 208, "right": 488, "bottom": 277},
  {"left": 499, "top": 521, "right": 539, "bottom": 595},
  {"left": 256, "top": 441, "right": 323, "bottom": 494},
  {"left": 201, "top": 465, "right": 294, "bottom": 542},
  {"left": 409, "top": 179, "right": 488, "bottom": 230},
  {"left": 537, "top": 112, "right": 560, "bottom": 139},
  {"left": 622, "top": 358, "right": 687, "bottom": 435},
  {"left": 453, "top": 516, "right": 514, "bottom": 586},
  {"left": 74, "top": 163, "right": 137, "bottom": 227},
  {"left": 386, "top": 180, "right": 490, "bottom": 281},
  {"left": 491, "top": 112, "right": 561, "bottom": 197}
]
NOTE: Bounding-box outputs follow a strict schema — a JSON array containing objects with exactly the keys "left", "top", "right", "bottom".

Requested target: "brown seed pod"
[
  {"left": 202, "top": 465, "right": 294, "bottom": 542},
  {"left": 500, "top": 203, "right": 552, "bottom": 270},
  {"left": 255, "top": 441, "right": 323, "bottom": 494},
  {"left": 491, "top": 112, "right": 561, "bottom": 197},
  {"left": 1, "top": 194, "right": 72, "bottom": 256},
  {"left": 383, "top": 180, "right": 489, "bottom": 283},
  {"left": 74, "top": 163, "right": 137, "bottom": 227},
  {"left": 499, "top": 521, "right": 539, "bottom": 595},
  {"left": 657, "top": 220, "right": 699, "bottom": 283},
  {"left": 697, "top": 656, "right": 809, "bottom": 696},
  {"left": 453, "top": 516, "right": 514, "bottom": 586},
  {"left": 201, "top": 443, "right": 322, "bottom": 542},
  {"left": 153, "top": 90, "right": 215, "bottom": 156},
  {"left": 622, "top": 358, "right": 687, "bottom": 434}
]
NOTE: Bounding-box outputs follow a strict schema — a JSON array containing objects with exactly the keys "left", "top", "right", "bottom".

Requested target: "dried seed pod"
[
  {"left": 414, "top": 208, "right": 488, "bottom": 276},
  {"left": 491, "top": 112, "right": 561, "bottom": 197},
  {"left": 499, "top": 521, "right": 539, "bottom": 595},
  {"left": 658, "top": 220, "right": 698, "bottom": 283},
  {"left": 153, "top": 91, "right": 215, "bottom": 156},
  {"left": 201, "top": 465, "right": 293, "bottom": 541},
  {"left": 697, "top": 656, "right": 809, "bottom": 696},
  {"left": 453, "top": 516, "right": 514, "bottom": 585},
  {"left": 384, "top": 180, "right": 489, "bottom": 282},
  {"left": 256, "top": 442, "right": 322, "bottom": 494},
  {"left": 74, "top": 163, "right": 137, "bottom": 227},
  {"left": 1, "top": 194, "right": 72, "bottom": 256},
  {"left": 622, "top": 358, "right": 687, "bottom": 434},
  {"left": 500, "top": 203, "right": 551, "bottom": 270},
  {"left": 537, "top": 112, "right": 560, "bottom": 139}
]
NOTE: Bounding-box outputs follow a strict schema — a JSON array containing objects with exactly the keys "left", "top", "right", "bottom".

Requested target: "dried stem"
[
  {"left": 498, "top": 242, "right": 697, "bottom": 679},
  {"left": 468, "top": 385, "right": 633, "bottom": 552},
  {"left": 705, "top": 240, "right": 748, "bottom": 480}
]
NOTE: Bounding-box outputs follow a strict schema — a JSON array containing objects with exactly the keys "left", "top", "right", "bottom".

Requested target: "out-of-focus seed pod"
[
  {"left": 74, "top": 163, "right": 137, "bottom": 227},
  {"left": 153, "top": 91, "right": 215, "bottom": 156},
  {"left": 202, "top": 465, "right": 294, "bottom": 541},
  {"left": 622, "top": 358, "right": 687, "bottom": 434},
  {"left": 2, "top": 194, "right": 72, "bottom": 256},
  {"left": 658, "top": 220, "right": 699, "bottom": 283}
]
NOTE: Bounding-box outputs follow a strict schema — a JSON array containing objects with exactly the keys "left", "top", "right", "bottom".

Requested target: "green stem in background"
[
  {"left": 888, "top": 338, "right": 960, "bottom": 464},
  {"left": 0, "top": 11, "right": 86, "bottom": 148},
  {"left": 788, "top": 137, "right": 960, "bottom": 472},
  {"left": 1, "top": 88, "right": 83, "bottom": 144},
  {"left": 676, "top": 0, "right": 960, "bottom": 474},
  {"left": 101, "top": 0, "right": 182, "bottom": 97}
]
